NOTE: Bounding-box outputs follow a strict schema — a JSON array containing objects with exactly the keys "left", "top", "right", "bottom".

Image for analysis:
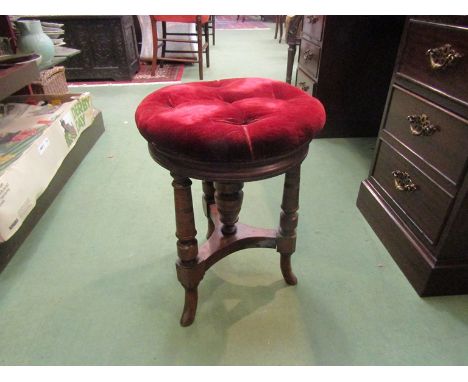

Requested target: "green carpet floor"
[{"left": 0, "top": 26, "right": 467, "bottom": 366}]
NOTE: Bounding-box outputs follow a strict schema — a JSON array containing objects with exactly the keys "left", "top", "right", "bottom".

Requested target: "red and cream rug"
[
  {"left": 68, "top": 63, "right": 184, "bottom": 87},
  {"left": 215, "top": 15, "right": 272, "bottom": 30}
]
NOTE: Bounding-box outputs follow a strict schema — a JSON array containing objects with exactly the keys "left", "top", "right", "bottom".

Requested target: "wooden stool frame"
[{"left": 149, "top": 143, "right": 309, "bottom": 326}]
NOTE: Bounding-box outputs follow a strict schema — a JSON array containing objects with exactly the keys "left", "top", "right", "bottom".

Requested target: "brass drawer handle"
[
  {"left": 303, "top": 49, "right": 314, "bottom": 62},
  {"left": 306, "top": 16, "right": 320, "bottom": 24},
  {"left": 392, "top": 170, "right": 418, "bottom": 192},
  {"left": 426, "top": 44, "right": 462, "bottom": 70},
  {"left": 407, "top": 114, "right": 439, "bottom": 136},
  {"left": 298, "top": 81, "right": 310, "bottom": 92}
]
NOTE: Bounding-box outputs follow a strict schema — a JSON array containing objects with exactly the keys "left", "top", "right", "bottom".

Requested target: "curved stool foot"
[
  {"left": 180, "top": 289, "right": 198, "bottom": 326},
  {"left": 280, "top": 254, "right": 298, "bottom": 285}
]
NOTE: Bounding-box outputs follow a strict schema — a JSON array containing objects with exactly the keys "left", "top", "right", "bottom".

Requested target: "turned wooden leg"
[
  {"left": 202, "top": 181, "right": 215, "bottom": 239},
  {"left": 171, "top": 174, "right": 203, "bottom": 326},
  {"left": 277, "top": 165, "right": 301, "bottom": 285},
  {"left": 214, "top": 182, "right": 244, "bottom": 235}
]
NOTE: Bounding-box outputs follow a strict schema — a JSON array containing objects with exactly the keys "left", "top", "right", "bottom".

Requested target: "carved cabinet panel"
[{"left": 39, "top": 16, "right": 140, "bottom": 81}]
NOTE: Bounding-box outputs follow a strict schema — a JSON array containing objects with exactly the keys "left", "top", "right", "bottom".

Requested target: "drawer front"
[
  {"left": 397, "top": 19, "right": 468, "bottom": 103},
  {"left": 296, "top": 68, "right": 315, "bottom": 96},
  {"left": 372, "top": 141, "right": 453, "bottom": 244},
  {"left": 384, "top": 86, "right": 468, "bottom": 185},
  {"left": 298, "top": 39, "right": 320, "bottom": 79},
  {"left": 302, "top": 15, "right": 325, "bottom": 42}
]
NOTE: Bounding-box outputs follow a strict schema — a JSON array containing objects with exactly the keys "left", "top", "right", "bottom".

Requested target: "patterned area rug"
[
  {"left": 68, "top": 63, "right": 184, "bottom": 87},
  {"left": 216, "top": 15, "right": 271, "bottom": 30}
]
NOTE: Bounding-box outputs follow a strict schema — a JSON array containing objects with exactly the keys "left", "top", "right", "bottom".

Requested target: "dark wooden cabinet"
[
  {"left": 295, "top": 16, "right": 405, "bottom": 138},
  {"left": 38, "top": 16, "right": 140, "bottom": 81},
  {"left": 356, "top": 16, "right": 468, "bottom": 296}
]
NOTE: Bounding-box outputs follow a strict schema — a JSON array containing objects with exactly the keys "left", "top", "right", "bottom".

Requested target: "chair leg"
[
  {"left": 204, "top": 22, "right": 210, "bottom": 68},
  {"left": 150, "top": 18, "right": 158, "bottom": 76},
  {"left": 171, "top": 174, "right": 202, "bottom": 327},
  {"left": 275, "top": 16, "right": 279, "bottom": 39},
  {"left": 202, "top": 181, "right": 215, "bottom": 239},
  {"left": 211, "top": 15, "right": 215, "bottom": 46},
  {"left": 277, "top": 165, "right": 301, "bottom": 285},
  {"left": 161, "top": 21, "right": 167, "bottom": 68},
  {"left": 196, "top": 19, "right": 204, "bottom": 80},
  {"left": 279, "top": 16, "right": 284, "bottom": 43}
]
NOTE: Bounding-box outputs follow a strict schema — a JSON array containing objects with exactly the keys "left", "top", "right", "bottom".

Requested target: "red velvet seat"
[{"left": 135, "top": 77, "right": 326, "bottom": 163}]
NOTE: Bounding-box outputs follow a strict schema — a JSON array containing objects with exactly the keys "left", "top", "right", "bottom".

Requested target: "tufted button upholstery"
[{"left": 135, "top": 78, "right": 326, "bottom": 162}]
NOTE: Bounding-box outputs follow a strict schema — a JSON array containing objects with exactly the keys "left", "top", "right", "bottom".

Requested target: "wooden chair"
[{"left": 150, "top": 16, "right": 210, "bottom": 80}]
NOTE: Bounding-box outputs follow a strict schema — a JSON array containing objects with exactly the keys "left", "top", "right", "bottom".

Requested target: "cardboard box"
[{"left": 0, "top": 93, "right": 96, "bottom": 242}]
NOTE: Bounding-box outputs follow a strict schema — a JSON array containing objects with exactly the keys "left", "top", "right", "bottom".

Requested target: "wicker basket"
[{"left": 31, "top": 66, "right": 69, "bottom": 95}]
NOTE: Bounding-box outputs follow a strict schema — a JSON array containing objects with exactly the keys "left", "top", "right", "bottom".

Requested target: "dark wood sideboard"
[
  {"left": 294, "top": 16, "right": 405, "bottom": 138},
  {"left": 356, "top": 16, "right": 468, "bottom": 296},
  {"left": 37, "top": 16, "right": 140, "bottom": 81}
]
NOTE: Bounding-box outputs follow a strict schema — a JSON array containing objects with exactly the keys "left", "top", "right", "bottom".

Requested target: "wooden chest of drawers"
[
  {"left": 357, "top": 16, "right": 468, "bottom": 296},
  {"left": 295, "top": 16, "right": 405, "bottom": 138}
]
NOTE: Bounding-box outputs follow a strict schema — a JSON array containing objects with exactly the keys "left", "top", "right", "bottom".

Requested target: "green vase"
[{"left": 16, "top": 20, "right": 54, "bottom": 70}]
